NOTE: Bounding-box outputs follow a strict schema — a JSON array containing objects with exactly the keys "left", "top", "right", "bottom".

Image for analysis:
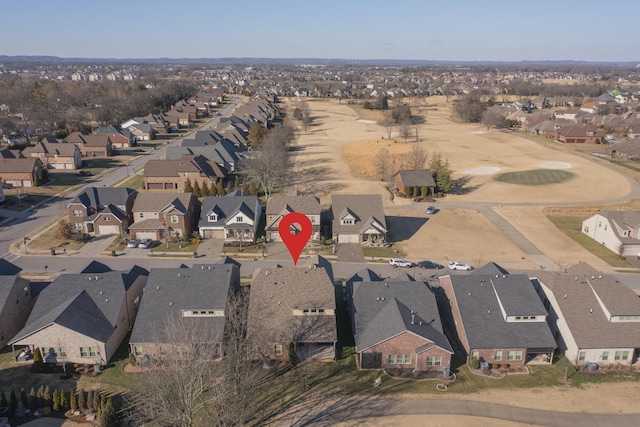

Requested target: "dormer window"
[
  {"left": 236, "top": 216, "right": 243, "bottom": 223},
  {"left": 341, "top": 219, "right": 354, "bottom": 225},
  {"left": 208, "top": 213, "right": 218, "bottom": 222}
]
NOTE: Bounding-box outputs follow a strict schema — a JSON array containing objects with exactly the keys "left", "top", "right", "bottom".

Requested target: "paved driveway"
[
  {"left": 337, "top": 243, "right": 365, "bottom": 263},
  {"left": 195, "top": 238, "right": 224, "bottom": 259}
]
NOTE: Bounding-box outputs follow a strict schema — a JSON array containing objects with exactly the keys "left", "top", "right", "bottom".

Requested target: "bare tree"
[
  {"left": 374, "top": 148, "right": 390, "bottom": 181},
  {"left": 404, "top": 145, "right": 428, "bottom": 170},
  {"left": 131, "top": 291, "right": 265, "bottom": 427},
  {"left": 382, "top": 111, "right": 395, "bottom": 139},
  {"left": 241, "top": 126, "right": 293, "bottom": 201},
  {"left": 399, "top": 119, "right": 412, "bottom": 142}
]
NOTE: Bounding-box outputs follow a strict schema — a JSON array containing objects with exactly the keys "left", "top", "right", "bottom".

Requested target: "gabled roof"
[
  {"left": 132, "top": 192, "right": 195, "bottom": 214},
  {"left": 129, "top": 265, "right": 239, "bottom": 344},
  {"left": 0, "top": 157, "right": 40, "bottom": 173},
  {"left": 88, "top": 204, "right": 127, "bottom": 223},
  {"left": 352, "top": 280, "right": 452, "bottom": 353},
  {"left": 395, "top": 170, "right": 436, "bottom": 187},
  {"left": 331, "top": 194, "right": 386, "bottom": 235},
  {"left": 441, "top": 273, "right": 555, "bottom": 350},
  {"left": 346, "top": 268, "right": 382, "bottom": 286},
  {"left": 10, "top": 268, "right": 147, "bottom": 345},
  {"left": 0, "top": 259, "right": 22, "bottom": 276},
  {"left": 534, "top": 263, "right": 640, "bottom": 349},
  {"left": 199, "top": 193, "right": 261, "bottom": 228},
  {"left": 247, "top": 267, "right": 336, "bottom": 344},
  {"left": 68, "top": 186, "right": 136, "bottom": 209},
  {"left": 266, "top": 195, "right": 321, "bottom": 216}
]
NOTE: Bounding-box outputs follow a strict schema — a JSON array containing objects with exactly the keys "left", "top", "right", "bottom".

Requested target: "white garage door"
[
  {"left": 134, "top": 231, "right": 157, "bottom": 239},
  {"left": 337, "top": 234, "right": 359, "bottom": 244},
  {"left": 98, "top": 225, "right": 120, "bottom": 235}
]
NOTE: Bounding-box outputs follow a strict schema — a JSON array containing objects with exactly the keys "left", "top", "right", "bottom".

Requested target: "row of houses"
[
  {"left": 2, "top": 258, "right": 638, "bottom": 372},
  {"left": 67, "top": 188, "right": 389, "bottom": 246}
]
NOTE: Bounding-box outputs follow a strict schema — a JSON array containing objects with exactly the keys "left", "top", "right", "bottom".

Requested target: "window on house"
[
  {"left": 171, "top": 215, "right": 179, "bottom": 223},
  {"left": 426, "top": 356, "right": 442, "bottom": 366},
  {"left": 236, "top": 216, "right": 243, "bottom": 222},
  {"left": 388, "top": 354, "right": 411, "bottom": 364},
  {"left": 104, "top": 216, "right": 111, "bottom": 221},
  {"left": 507, "top": 350, "right": 523, "bottom": 361},
  {"left": 583, "top": 226, "right": 589, "bottom": 233},
  {"left": 341, "top": 219, "right": 354, "bottom": 225},
  {"left": 471, "top": 351, "right": 479, "bottom": 360},
  {"left": 134, "top": 346, "right": 142, "bottom": 356},
  {"left": 494, "top": 351, "right": 502, "bottom": 361},
  {"left": 578, "top": 351, "right": 586, "bottom": 361},
  {"left": 274, "top": 344, "right": 283, "bottom": 356},
  {"left": 602, "top": 351, "right": 609, "bottom": 361},
  {"left": 139, "top": 213, "right": 144, "bottom": 218},
  {"left": 73, "top": 210, "right": 83, "bottom": 217},
  {"left": 614, "top": 351, "right": 629, "bottom": 361},
  {"left": 80, "top": 347, "right": 97, "bottom": 357},
  {"left": 208, "top": 214, "right": 217, "bottom": 222}
]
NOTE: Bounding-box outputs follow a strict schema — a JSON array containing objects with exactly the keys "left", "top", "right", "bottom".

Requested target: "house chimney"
[{"left": 411, "top": 310, "right": 415, "bottom": 325}]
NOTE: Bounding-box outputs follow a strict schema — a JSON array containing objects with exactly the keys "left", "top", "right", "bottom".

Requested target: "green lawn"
[
  {"left": 363, "top": 246, "right": 405, "bottom": 258},
  {"left": 546, "top": 216, "right": 633, "bottom": 268},
  {"left": 494, "top": 169, "right": 575, "bottom": 186},
  {"left": 115, "top": 174, "right": 143, "bottom": 189}
]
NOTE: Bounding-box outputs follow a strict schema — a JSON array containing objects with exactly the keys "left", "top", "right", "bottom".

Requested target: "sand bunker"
[
  {"left": 356, "top": 119, "right": 376, "bottom": 124},
  {"left": 538, "top": 161, "right": 571, "bottom": 169},
  {"left": 462, "top": 166, "right": 501, "bottom": 175}
]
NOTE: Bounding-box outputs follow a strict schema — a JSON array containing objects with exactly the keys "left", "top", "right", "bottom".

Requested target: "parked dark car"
[{"left": 417, "top": 260, "right": 444, "bottom": 269}]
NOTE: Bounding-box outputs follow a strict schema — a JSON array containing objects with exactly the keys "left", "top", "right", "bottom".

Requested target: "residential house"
[
  {"left": 129, "top": 192, "right": 198, "bottom": 240},
  {"left": 64, "top": 131, "right": 113, "bottom": 157},
  {"left": 143, "top": 155, "right": 227, "bottom": 192},
  {"left": 94, "top": 125, "right": 134, "bottom": 148},
  {"left": 67, "top": 187, "right": 137, "bottom": 235},
  {"left": 349, "top": 276, "right": 453, "bottom": 372},
  {"left": 128, "top": 264, "right": 240, "bottom": 362},
  {"left": 556, "top": 124, "right": 605, "bottom": 144},
  {"left": 9, "top": 268, "right": 147, "bottom": 364},
  {"left": 265, "top": 195, "right": 321, "bottom": 242},
  {"left": 167, "top": 138, "right": 246, "bottom": 172},
  {"left": 581, "top": 210, "right": 640, "bottom": 257},
  {"left": 532, "top": 263, "right": 640, "bottom": 366},
  {"left": 331, "top": 194, "right": 387, "bottom": 245},
  {"left": 0, "top": 157, "right": 44, "bottom": 187},
  {"left": 0, "top": 274, "right": 32, "bottom": 349},
  {"left": 198, "top": 192, "right": 261, "bottom": 243},
  {"left": 247, "top": 266, "right": 337, "bottom": 361},
  {"left": 128, "top": 123, "right": 155, "bottom": 141},
  {"left": 437, "top": 264, "right": 556, "bottom": 366},
  {"left": 22, "top": 140, "right": 82, "bottom": 170},
  {"left": 607, "top": 138, "right": 640, "bottom": 160},
  {"left": 627, "top": 123, "right": 640, "bottom": 139},
  {"left": 554, "top": 108, "right": 581, "bottom": 121},
  {"left": 393, "top": 170, "right": 436, "bottom": 197}
]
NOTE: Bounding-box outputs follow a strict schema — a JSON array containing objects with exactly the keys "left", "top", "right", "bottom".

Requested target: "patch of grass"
[
  {"left": 0, "top": 194, "right": 50, "bottom": 212},
  {"left": 494, "top": 169, "right": 575, "bottom": 186},
  {"left": 115, "top": 174, "right": 144, "bottom": 189},
  {"left": 363, "top": 246, "right": 405, "bottom": 258},
  {"left": 546, "top": 216, "right": 632, "bottom": 268},
  {"left": 27, "top": 226, "right": 88, "bottom": 252}
]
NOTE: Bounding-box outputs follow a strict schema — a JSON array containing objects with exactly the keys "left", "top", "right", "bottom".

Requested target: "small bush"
[{"left": 470, "top": 357, "right": 480, "bottom": 370}]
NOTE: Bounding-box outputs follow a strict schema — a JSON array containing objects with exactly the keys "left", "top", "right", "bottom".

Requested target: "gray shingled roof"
[
  {"left": 69, "top": 186, "right": 136, "bottom": 209},
  {"left": 129, "top": 265, "right": 239, "bottom": 344},
  {"left": 266, "top": 195, "right": 320, "bottom": 216},
  {"left": 396, "top": 170, "right": 436, "bottom": 188},
  {"left": 534, "top": 263, "right": 640, "bottom": 349},
  {"left": 352, "top": 280, "right": 452, "bottom": 354},
  {"left": 441, "top": 273, "right": 556, "bottom": 350},
  {"left": 596, "top": 210, "right": 640, "bottom": 245},
  {"left": 247, "top": 267, "right": 337, "bottom": 344},
  {"left": 331, "top": 194, "right": 386, "bottom": 235},
  {"left": 198, "top": 193, "right": 261, "bottom": 230},
  {"left": 0, "top": 275, "right": 28, "bottom": 315},
  {"left": 132, "top": 192, "right": 194, "bottom": 214},
  {"left": 10, "top": 269, "right": 147, "bottom": 345}
]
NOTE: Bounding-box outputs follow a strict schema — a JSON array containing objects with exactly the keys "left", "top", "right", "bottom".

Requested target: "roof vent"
[
  {"left": 496, "top": 275, "right": 499, "bottom": 278},
  {"left": 105, "top": 298, "right": 109, "bottom": 302},
  {"left": 564, "top": 294, "right": 567, "bottom": 299},
  {"left": 265, "top": 270, "right": 269, "bottom": 276},
  {"left": 169, "top": 302, "right": 173, "bottom": 306},
  {"left": 480, "top": 282, "right": 483, "bottom": 287},
  {"left": 575, "top": 277, "right": 578, "bottom": 281},
  {"left": 201, "top": 266, "right": 204, "bottom": 270},
  {"left": 100, "top": 291, "right": 103, "bottom": 295},
  {"left": 385, "top": 282, "right": 389, "bottom": 287},
  {"left": 156, "top": 286, "right": 160, "bottom": 291},
  {"left": 95, "top": 276, "right": 98, "bottom": 280},
  {"left": 591, "top": 276, "right": 595, "bottom": 279},
  {"left": 488, "top": 310, "right": 491, "bottom": 314},
  {"left": 411, "top": 310, "right": 415, "bottom": 325},
  {"left": 468, "top": 292, "right": 472, "bottom": 296},
  {"left": 277, "top": 301, "right": 281, "bottom": 305},
  {"left": 376, "top": 297, "right": 380, "bottom": 301},
  {"left": 598, "top": 275, "right": 602, "bottom": 279},
  {"left": 381, "top": 297, "right": 385, "bottom": 301},
  {"left": 590, "top": 308, "right": 593, "bottom": 313},
  {"left": 207, "top": 266, "right": 211, "bottom": 271},
  {"left": 88, "top": 277, "right": 92, "bottom": 281},
  {"left": 178, "top": 273, "right": 181, "bottom": 277}
]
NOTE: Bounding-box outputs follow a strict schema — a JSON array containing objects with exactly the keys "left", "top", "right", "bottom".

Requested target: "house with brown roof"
[
  {"left": 349, "top": 275, "right": 453, "bottom": 372},
  {"left": 393, "top": 170, "right": 436, "bottom": 197},
  {"left": 581, "top": 210, "right": 640, "bottom": 256},
  {"left": 437, "top": 264, "right": 556, "bottom": 367},
  {"left": 555, "top": 124, "right": 605, "bottom": 144},
  {"left": 22, "top": 140, "right": 82, "bottom": 170},
  {"left": 265, "top": 195, "right": 321, "bottom": 242},
  {"left": 143, "top": 155, "right": 227, "bottom": 192},
  {"left": 94, "top": 125, "right": 134, "bottom": 148},
  {"left": 129, "top": 192, "right": 199, "bottom": 240},
  {"left": 532, "top": 263, "right": 640, "bottom": 366},
  {"left": 64, "top": 131, "right": 113, "bottom": 157},
  {"left": 247, "top": 266, "right": 337, "bottom": 362},
  {"left": 331, "top": 194, "right": 387, "bottom": 245},
  {"left": 0, "top": 157, "right": 44, "bottom": 187}
]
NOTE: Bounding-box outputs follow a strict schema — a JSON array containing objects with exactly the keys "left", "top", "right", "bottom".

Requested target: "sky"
[{"left": 2, "top": 0, "right": 638, "bottom": 62}]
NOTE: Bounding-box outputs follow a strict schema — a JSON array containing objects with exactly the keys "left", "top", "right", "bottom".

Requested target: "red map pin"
[{"left": 279, "top": 212, "right": 313, "bottom": 266}]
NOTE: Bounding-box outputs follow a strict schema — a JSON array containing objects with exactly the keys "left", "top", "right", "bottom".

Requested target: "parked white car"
[
  {"left": 389, "top": 258, "right": 414, "bottom": 268},
  {"left": 448, "top": 261, "right": 472, "bottom": 271}
]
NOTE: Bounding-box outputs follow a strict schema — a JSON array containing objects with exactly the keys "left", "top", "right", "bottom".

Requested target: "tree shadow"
[
  {"left": 450, "top": 175, "right": 483, "bottom": 195},
  {"left": 386, "top": 216, "right": 427, "bottom": 242}
]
